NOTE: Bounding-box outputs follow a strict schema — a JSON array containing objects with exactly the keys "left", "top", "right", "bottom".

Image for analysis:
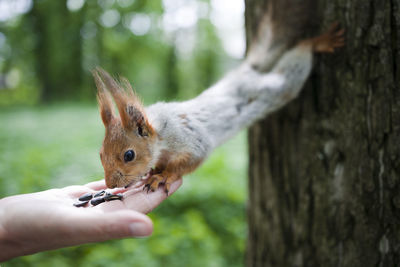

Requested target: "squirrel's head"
[{"left": 93, "top": 68, "right": 157, "bottom": 188}]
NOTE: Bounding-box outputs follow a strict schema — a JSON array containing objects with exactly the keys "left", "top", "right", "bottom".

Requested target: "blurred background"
[{"left": 0, "top": 0, "right": 248, "bottom": 266}]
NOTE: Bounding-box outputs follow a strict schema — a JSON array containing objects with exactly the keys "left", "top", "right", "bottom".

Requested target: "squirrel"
[{"left": 92, "top": 22, "right": 344, "bottom": 194}]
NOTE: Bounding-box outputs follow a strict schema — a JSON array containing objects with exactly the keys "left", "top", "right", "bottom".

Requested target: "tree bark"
[{"left": 246, "top": 0, "right": 400, "bottom": 266}]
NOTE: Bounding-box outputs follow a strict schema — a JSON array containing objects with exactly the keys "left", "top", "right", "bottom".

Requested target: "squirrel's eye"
[{"left": 124, "top": 150, "right": 135, "bottom": 162}]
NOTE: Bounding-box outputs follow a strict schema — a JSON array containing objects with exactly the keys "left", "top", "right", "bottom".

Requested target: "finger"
[
  {"left": 5, "top": 204, "right": 154, "bottom": 256},
  {"left": 94, "top": 197, "right": 126, "bottom": 213},
  {"left": 166, "top": 178, "right": 182, "bottom": 195},
  {"left": 63, "top": 185, "right": 96, "bottom": 198},
  {"left": 123, "top": 178, "right": 182, "bottom": 214},
  {"left": 125, "top": 180, "right": 146, "bottom": 190},
  {"left": 85, "top": 179, "right": 107, "bottom": 191},
  {"left": 65, "top": 209, "right": 153, "bottom": 244}
]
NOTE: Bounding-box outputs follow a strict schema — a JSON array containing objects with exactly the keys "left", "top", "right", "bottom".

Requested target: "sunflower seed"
[
  {"left": 90, "top": 197, "right": 106, "bottom": 206},
  {"left": 73, "top": 200, "right": 89, "bottom": 207},
  {"left": 104, "top": 193, "right": 123, "bottom": 201},
  {"left": 94, "top": 190, "right": 106, "bottom": 198},
  {"left": 78, "top": 192, "right": 93, "bottom": 201}
]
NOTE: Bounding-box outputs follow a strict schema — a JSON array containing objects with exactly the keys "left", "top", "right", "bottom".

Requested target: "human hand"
[{"left": 0, "top": 179, "right": 182, "bottom": 262}]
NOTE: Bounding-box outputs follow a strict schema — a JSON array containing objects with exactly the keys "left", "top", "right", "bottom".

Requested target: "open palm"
[{"left": 0, "top": 179, "right": 182, "bottom": 262}]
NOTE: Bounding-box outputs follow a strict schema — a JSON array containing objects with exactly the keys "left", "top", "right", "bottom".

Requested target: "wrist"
[{"left": 0, "top": 198, "right": 21, "bottom": 262}]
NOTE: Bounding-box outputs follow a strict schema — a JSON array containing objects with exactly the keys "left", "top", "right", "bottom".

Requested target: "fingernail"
[{"left": 129, "top": 222, "right": 152, "bottom": 237}]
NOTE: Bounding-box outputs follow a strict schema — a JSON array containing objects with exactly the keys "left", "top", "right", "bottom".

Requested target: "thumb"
[{"left": 68, "top": 209, "right": 153, "bottom": 244}]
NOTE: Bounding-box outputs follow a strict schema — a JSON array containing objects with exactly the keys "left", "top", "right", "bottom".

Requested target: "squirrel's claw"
[
  {"left": 143, "top": 173, "right": 176, "bottom": 196},
  {"left": 164, "top": 183, "right": 171, "bottom": 196},
  {"left": 144, "top": 174, "right": 165, "bottom": 193},
  {"left": 143, "top": 183, "right": 151, "bottom": 193}
]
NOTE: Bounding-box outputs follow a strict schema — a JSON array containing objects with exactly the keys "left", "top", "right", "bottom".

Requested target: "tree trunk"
[
  {"left": 30, "top": 0, "right": 84, "bottom": 102},
  {"left": 246, "top": 0, "right": 400, "bottom": 266}
]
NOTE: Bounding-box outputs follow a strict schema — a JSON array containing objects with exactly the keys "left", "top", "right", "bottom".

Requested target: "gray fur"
[{"left": 146, "top": 44, "right": 313, "bottom": 164}]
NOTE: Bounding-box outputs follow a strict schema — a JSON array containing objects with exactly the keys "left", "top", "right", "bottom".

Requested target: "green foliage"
[
  {"left": 0, "top": 105, "right": 247, "bottom": 266},
  {"left": 0, "top": 0, "right": 236, "bottom": 104}
]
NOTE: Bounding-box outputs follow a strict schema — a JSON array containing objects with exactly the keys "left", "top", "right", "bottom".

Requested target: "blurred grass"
[{"left": 0, "top": 104, "right": 247, "bottom": 267}]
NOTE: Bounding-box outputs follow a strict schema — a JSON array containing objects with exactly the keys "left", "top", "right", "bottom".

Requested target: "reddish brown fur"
[
  {"left": 95, "top": 68, "right": 154, "bottom": 135},
  {"left": 299, "top": 22, "right": 345, "bottom": 53},
  {"left": 146, "top": 151, "right": 203, "bottom": 194},
  {"left": 93, "top": 68, "right": 158, "bottom": 188},
  {"left": 93, "top": 70, "right": 115, "bottom": 126}
]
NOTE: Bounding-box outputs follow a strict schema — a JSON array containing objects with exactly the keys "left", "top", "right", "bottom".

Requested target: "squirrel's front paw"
[
  {"left": 144, "top": 174, "right": 164, "bottom": 193},
  {"left": 313, "top": 22, "right": 345, "bottom": 53},
  {"left": 144, "top": 173, "right": 176, "bottom": 195}
]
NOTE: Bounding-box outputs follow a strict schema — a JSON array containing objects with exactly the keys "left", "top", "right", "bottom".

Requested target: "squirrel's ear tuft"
[
  {"left": 118, "top": 77, "right": 155, "bottom": 137},
  {"left": 93, "top": 69, "right": 115, "bottom": 126},
  {"left": 124, "top": 102, "right": 154, "bottom": 137},
  {"left": 93, "top": 67, "right": 154, "bottom": 136}
]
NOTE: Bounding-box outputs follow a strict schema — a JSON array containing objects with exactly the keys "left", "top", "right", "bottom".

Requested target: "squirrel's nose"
[{"left": 105, "top": 178, "right": 117, "bottom": 189}]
